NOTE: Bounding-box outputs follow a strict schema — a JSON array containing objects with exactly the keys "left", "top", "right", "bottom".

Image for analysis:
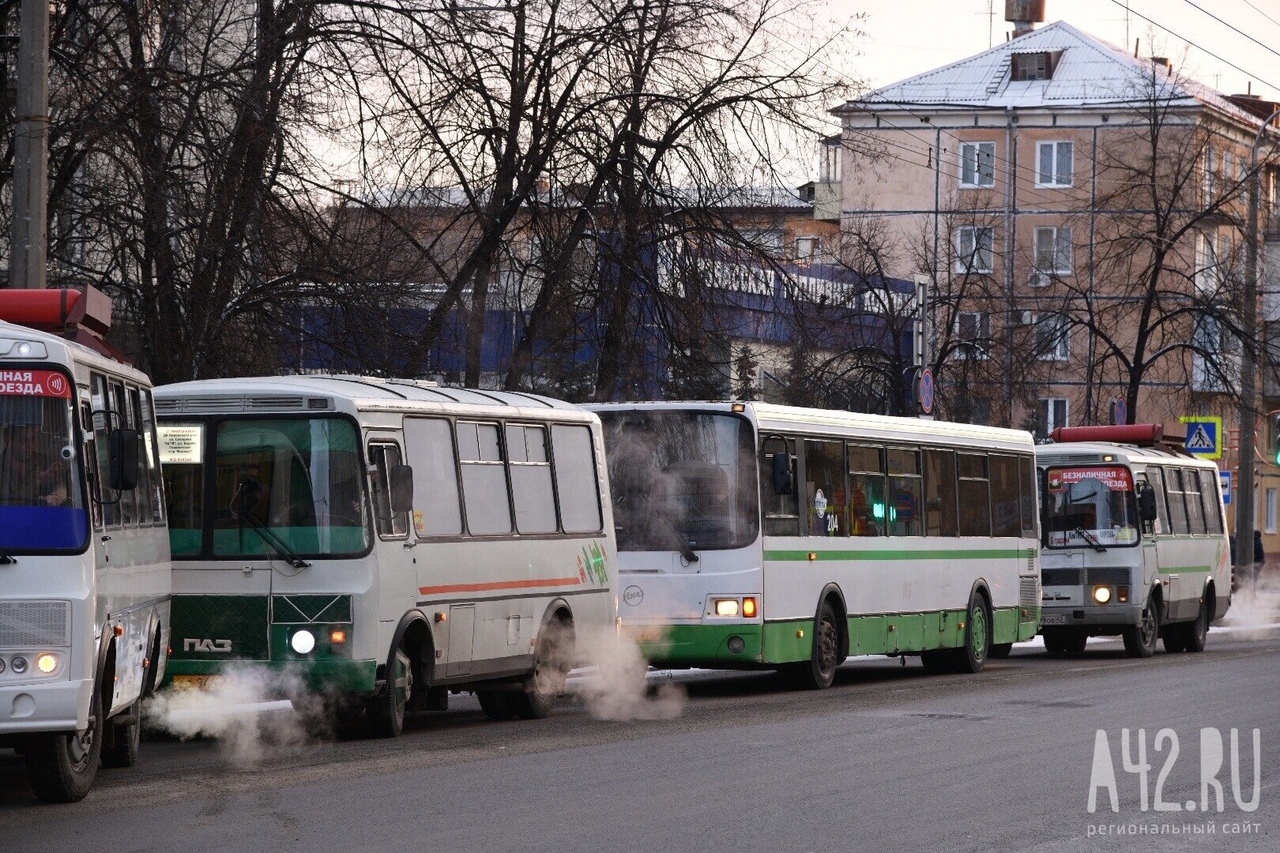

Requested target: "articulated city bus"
[
  {"left": 588, "top": 401, "right": 1041, "bottom": 685},
  {"left": 0, "top": 289, "right": 170, "bottom": 802},
  {"left": 155, "top": 376, "right": 616, "bottom": 733},
  {"left": 1036, "top": 424, "right": 1232, "bottom": 657}
]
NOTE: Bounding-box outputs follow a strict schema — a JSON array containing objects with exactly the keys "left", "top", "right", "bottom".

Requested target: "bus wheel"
[
  {"left": 100, "top": 702, "right": 141, "bottom": 769},
  {"left": 1184, "top": 597, "right": 1210, "bottom": 653},
  {"left": 1065, "top": 629, "right": 1088, "bottom": 656},
  {"left": 25, "top": 686, "right": 103, "bottom": 802},
  {"left": 951, "top": 590, "right": 991, "bottom": 674},
  {"left": 1123, "top": 599, "right": 1159, "bottom": 658},
  {"left": 791, "top": 601, "right": 840, "bottom": 689},
  {"left": 1041, "top": 628, "right": 1068, "bottom": 655},
  {"left": 989, "top": 643, "right": 1013, "bottom": 659},
  {"left": 510, "top": 621, "right": 572, "bottom": 720},
  {"left": 366, "top": 648, "right": 412, "bottom": 738},
  {"left": 477, "top": 690, "right": 518, "bottom": 720},
  {"left": 1162, "top": 626, "right": 1188, "bottom": 653},
  {"left": 920, "top": 650, "right": 953, "bottom": 674}
]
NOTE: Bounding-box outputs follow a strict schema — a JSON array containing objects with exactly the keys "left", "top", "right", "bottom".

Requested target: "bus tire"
[
  {"left": 950, "top": 589, "right": 991, "bottom": 674},
  {"left": 100, "top": 702, "right": 141, "bottom": 769},
  {"left": 1123, "top": 597, "right": 1159, "bottom": 658},
  {"left": 1184, "top": 596, "right": 1210, "bottom": 653},
  {"left": 24, "top": 685, "right": 103, "bottom": 803},
  {"left": 1041, "top": 628, "right": 1068, "bottom": 655},
  {"left": 791, "top": 600, "right": 840, "bottom": 689},
  {"left": 1162, "top": 626, "right": 1188, "bottom": 654},
  {"left": 477, "top": 690, "right": 518, "bottom": 720},
  {"left": 366, "top": 647, "right": 412, "bottom": 739},
  {"left": 1065, "top": 629, "right": 1088, "bottom": 656},
  {"left": 510, "top": 619, "right": 573, "bottom": 720},
  {"left": 920, "top": 650, "right": 953, "bottom": 674},
  {"left": 989, "top": 643, "right": 1013, "bottom": 658}
]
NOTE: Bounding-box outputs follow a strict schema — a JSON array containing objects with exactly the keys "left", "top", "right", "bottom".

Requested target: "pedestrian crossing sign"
[{"left": 1179, "top": 416, "right": 1222, "bottom": 459}]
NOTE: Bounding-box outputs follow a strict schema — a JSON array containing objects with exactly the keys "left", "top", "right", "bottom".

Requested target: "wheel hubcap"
[
  {"left": 971, "top": 608, "right": 987, "bottom": 659},
  {"left": 817, "top": 618, "right": 837, "bottom": 674}
]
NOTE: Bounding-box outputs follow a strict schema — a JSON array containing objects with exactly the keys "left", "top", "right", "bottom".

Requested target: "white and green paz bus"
[
  {"left": 1036, "top": 424, "right": 1232, "bottom": 657},
  {"left": 1, "top": 290, "right": 171, "bottom": 802},
  {"left": 155, "top": 376, "right": 616, "bottom": 733},
  {"left": 589, "top": 401, "right": 1041, "bottom": 686}
]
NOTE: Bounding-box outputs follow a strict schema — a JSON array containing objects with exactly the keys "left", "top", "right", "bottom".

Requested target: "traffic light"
[{"left": 1272, "top": 414, "right": 1280, "bottom": 465}]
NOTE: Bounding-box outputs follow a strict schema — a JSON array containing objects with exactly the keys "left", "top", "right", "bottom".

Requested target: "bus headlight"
[
  {"left": 11, "top": 656, "right": 28, "bottom": 674},
  {"left": 714, "top": 599, "right": 740, "bottom": 617},
  {"left": 36, "top": 653, "right": 59, "bottom": 674},
  {"left": 1092, "top": 585, "right": 1112, "bottom": 604},
  {"left": 742, "top": 597, "right": 758, "bottom": 619},
  {"left": 290, "top": 629, "right": 317, "bottom": 654}
]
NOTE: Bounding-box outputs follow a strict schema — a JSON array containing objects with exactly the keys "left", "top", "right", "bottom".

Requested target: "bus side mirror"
[
  {"left": 108, "top": 428, "right": 141, "bottom": 491},
  {"left": 1138, "top": 484, "right": 1157, "bottom": 523},
  {"left": 389, "top": 464, "right": 414, "bottom": 514},
  {"left": 771, "top": 452, "right": 793, "bottom": 495}
]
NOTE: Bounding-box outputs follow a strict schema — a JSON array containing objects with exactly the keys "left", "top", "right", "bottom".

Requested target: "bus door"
[
  {"left": 1134, "top": 470, "right": 1161, "bottom": 592},
  {"left": 400, "top": 416, "right": 474, "bottom": 674},
  {"left": 367, "top": 436, "right": 416, "bottom": 625}
]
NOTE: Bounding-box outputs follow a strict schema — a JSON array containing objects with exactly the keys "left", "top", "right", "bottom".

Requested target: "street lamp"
[{"left": 1235, "top": 106, "right": 1280, "bottom": 581}]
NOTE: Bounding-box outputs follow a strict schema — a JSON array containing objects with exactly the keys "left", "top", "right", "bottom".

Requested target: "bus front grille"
[
  {"left": 0, "top": 601, "right": 71, "bottom": 647},
  {"left": 1020, "top": 576, "right": 1041, "bottom": 610}
]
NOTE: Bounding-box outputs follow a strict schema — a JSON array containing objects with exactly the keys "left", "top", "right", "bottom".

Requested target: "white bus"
[
  {"left": 154, "top": 376, "right": 616, "bottom": 733},
  {"left": 1, "top": 290, "right": 170, "bottom": 802},
  {"left": 589, "top": 402, "right": 1041, "bottom": 685},
  {"left": 1036, "top": 424, "right": 1232, "bottom": 657}
]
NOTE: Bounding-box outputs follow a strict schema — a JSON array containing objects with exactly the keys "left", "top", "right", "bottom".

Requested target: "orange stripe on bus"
[{"left": 418, "top": 576, "right": 582, "bottom": 596}]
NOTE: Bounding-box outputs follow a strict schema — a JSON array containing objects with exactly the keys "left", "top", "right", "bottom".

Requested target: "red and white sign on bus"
[
  {"left": 0, "top": 369, "right": 73, "bottom": 398},
  {"left": 1047, "top": 466, "right": 1133, "bottom": 493}
]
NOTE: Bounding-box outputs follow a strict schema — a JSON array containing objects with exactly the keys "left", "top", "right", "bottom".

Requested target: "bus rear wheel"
[
  {"left": 100, "top": 701, "right": 141, "bottom": 769},
  {"left": 1123, "top": 598, "right": 1159, "bottom": 658},
  {"left": 477, "top": 689, "right": 518, "bottom": 720},
  {"left": 1183, "top": 596, "right": 1210, "bottom": 653},
  {"left": 510, "top": 620, "right": 573, "bottom": 720},
  {"left": 25, "top": 687, "right": 103, "bottom": 803}
]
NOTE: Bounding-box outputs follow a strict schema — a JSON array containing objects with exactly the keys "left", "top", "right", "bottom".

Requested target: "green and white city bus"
[
  {"left": 1, "top": 290, "right": 170, "bottom": 802},
  {"left": 155, "top": 376, "right": 616, "bottom": 734},
  {"left": 1036, "top": 424, "right": 1232, "bottom": 657},
  {"left": 588, "top": 401, "right": 1041, "bottom": 686}
]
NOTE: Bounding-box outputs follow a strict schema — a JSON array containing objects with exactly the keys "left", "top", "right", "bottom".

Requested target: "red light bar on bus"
[
  {"left": 0, "top": 286, "right": 129, "bottom": 363},
  {"left": 1050, "top": 424, "right": 1163, "bottom": 445}
]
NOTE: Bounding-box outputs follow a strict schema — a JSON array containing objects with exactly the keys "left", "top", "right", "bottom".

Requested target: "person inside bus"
[{"left": 0, "top": 423, "right": 70, "bottom": 507}]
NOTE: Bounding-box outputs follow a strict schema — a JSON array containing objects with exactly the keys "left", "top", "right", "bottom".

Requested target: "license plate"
[
  {"left": 171, "top": 674, "right": 221, "bottom": 691},
  {"left": 1041, "top": 614, "right": 1068, "bottom": 625}
]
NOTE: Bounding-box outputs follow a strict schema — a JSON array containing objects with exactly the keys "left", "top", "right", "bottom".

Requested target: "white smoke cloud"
[
  {"left": 569, "top": 627, "right": 686, "bottom": 721},
  {"left": 1215, "top": 573, "right": 1280, "bottom": 641}
]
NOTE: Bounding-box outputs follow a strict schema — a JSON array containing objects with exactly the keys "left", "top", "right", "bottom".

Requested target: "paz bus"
[
  {"left": 1036, "top": 424, "right": 1231, "bottom": 657},
  {"left": 588, "top": 401, "right": 1041, "bottom": 685},
  {"left": 154, "top": 376, "right": 615, "bottom": 733},
  {"left": 0, "top": 288, "right": 170, "bottom": 802}
]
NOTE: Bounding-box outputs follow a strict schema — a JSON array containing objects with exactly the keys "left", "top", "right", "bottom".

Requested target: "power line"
[
  {"left": 1234, "top": 0, "right": 1280, "bottom": 34},
  {"left": 1180, "top": 0, "right": 1280, "bottom": 62}
]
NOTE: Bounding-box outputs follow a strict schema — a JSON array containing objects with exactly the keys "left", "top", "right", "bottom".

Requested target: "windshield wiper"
[
  {"left": 0, "top": 550, "right": 14, "bottom": 565},
  {"left": 1074, "top": 526, "right": 1107, "bottom": 553},
  {"left": 235, "top": 509, "right": 311, "bottom": 569}
]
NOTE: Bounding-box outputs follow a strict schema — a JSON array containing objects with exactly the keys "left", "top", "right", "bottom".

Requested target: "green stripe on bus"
[
  {"left": 1157, "top": 565, "right": 1212, "bottom": 574},
  {"left": 764, "top": 548, "right": 1024, "bottom": 562}
]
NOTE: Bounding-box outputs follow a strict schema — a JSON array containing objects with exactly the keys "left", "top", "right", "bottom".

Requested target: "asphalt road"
[{"left": 3, "top": 622, "right": 1277, "bottom": 852}]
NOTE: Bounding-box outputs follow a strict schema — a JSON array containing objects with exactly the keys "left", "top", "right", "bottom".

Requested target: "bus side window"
[
  {"left": 886, "top": 447, "right": 922, "bottom": 537},
  {"left": 550, "top": 424, "right": 603, "bottom": 534},
  {"left": 404, "top": 417, "right": 462, "bottom": 537},
  {"left": 109, "top": 379, "right": 136, "bottom": 527},
  {"left": 1183, "top": 468, "right": 1207, "bottom": 535},
  {"left": 804, "top": 438, "right": 847, "bottom": 537},
  {"left": 128, "top": 386, "right": 154, "bottom": 526},
  {"left": 90, "top": 373, "right": 119, "bottom": 529},
  {"left": 847, "top": 444, "right": 885, "bottom": 537},
  {"left": 1018, "top": 455, "right": 1037, "bottom": 537},
  {"left": 508, "top": 423, "right": 557, "bottom": 534},
  {"left": 369, "top": 443, "right": 409, "bottom": 539},
  {"left": 457, "top": 421, "right": 513, "bottom": 536},
  {"left": 759, "top": 435, "right": 799, "bottom": 536},
  {"left": 80, "top": 400, "right": 103, "bottom": 530},
  {"left": 1165, "top": 468, "right": 1190, "bottom": 535},
  {"left": 957, "top": 453, "right": 991, "bottom": 536},
  {"left": 1145, "top": 467, "right": 1168, "bottom": 535},
  {"left": 988, "top": 454, "right": 1021, "bottom": 537},
  {"left": 924, "top": 448, "right": 958, "bottom": 537},
  {"left": 1198, "top": 468, "right": 1225, "bottom": 534}
]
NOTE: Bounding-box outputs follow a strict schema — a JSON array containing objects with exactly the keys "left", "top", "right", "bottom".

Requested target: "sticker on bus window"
[
  {"left": 158, "top": 425, "right": 204, "bottom": 464},
  {"left": 0, "top": 369, "right": 72, "bottom": 398},
  {"left": 1046, "top": 466, "right": 1133, "bottom": 493}
]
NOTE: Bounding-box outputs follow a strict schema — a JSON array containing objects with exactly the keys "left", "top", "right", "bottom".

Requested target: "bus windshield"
[
  {"left": 161, "top": 417, "right": 370, "bottom": 558},
  {"left": 0, "top": 372, "right": 88, "bottom": 551},
  {"left": 1043, "top": 465, "right": 1140, "bottom": 549},
  {"left": 598, "top": 410, "right": 758, "bottom": 552}
]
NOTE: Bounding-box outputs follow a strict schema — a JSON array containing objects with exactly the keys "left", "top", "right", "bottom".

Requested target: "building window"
[
  {"left": 1034, "top": 313, "right": 1069, "bottom": 361},
  {"left": 795, "top": 236, "right": 819, "bottom": 262},
  {"left": 954, "top": 311, "right": 990, "bottom": 359},
  {"left": 1267, "top": 488, "right": 1278, "bottom": 535},
  {"left": 1204, "top": 146, "right": 1216, "bottom": 205},
  {"left": 960, "top": 142, "right": 996, "bottom": 188},
  {"left": 1012, "top": 52, "right": 1060, "bottom": 81},
  {"left": 956, "top": 226, "right": 994, "bottom": 273},
  {"left": 1032, "top": 226, "right": 1072, "bottom": 284},
  {"left": 1036, "top": 141, "right": 1073, "bottom": 187},
  {"left": 820, "top": 135, "right": 841, "bottom": 183},
  {"left": 1038, "top": 397, "right": 1068, "bottom": 439}
]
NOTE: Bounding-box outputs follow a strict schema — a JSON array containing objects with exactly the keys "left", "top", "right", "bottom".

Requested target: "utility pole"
[
  {"left": 7, "top": 0, "right": 50, "bottom": 289},
  {"left": 1236, "top": 107, "right": 1280, "bottom": 581}
]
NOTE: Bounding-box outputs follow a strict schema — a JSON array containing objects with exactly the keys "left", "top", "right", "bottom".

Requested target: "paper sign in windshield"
[
  {"left": 0, "top": 369, "right": 72, "bottom": 398},
  {"left": 1047, "top": 466, "right": 1133, "bottom": 493}
]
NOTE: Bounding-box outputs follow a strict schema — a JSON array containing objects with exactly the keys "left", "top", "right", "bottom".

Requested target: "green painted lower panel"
[
  {"left": 636, "top": 606, "right": 1032, "bottom": 668},
  {"left": 163, "top": 657, "right": 378, "bottom": 693},
  {"left": 631, "top": 623, "right": 762, "bottom": 667}
]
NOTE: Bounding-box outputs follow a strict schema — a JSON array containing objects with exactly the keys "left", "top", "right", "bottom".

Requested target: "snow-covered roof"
[{"left": 835, "top": 20, "right": 1268, "bottom": 128}]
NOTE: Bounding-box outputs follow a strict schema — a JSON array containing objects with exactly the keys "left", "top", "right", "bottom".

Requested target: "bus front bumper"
[
  {"left": 0, "top": 678, "right": 93, "bottom": 734},
  {"left": 163, "top": 658, "right": 379, "bottom": 695},
  {"left": 1040, "top": 602, "right": 1143, "bottom": 632}
]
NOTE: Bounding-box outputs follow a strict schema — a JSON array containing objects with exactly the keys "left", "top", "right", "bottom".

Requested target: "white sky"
[{"left": 835, "top": 0, "right": 1280, "bottom": 102}]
